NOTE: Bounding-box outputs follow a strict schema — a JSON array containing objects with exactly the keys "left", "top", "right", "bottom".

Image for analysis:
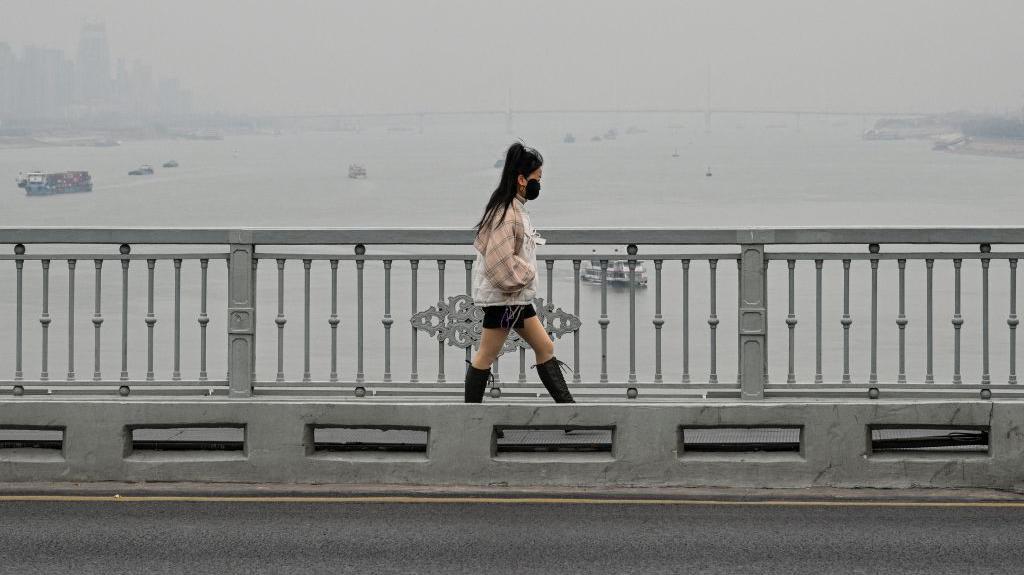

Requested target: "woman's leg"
[
  {"left": 514, "top": 316, "right": 555, "bottom": 364},
  {"left": 472, "top": 326, "right": 511, "bottom": 369}
]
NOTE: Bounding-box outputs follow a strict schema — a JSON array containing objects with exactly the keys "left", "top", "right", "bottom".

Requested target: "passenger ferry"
[{"left": 580, "top": 259, "right": 649, "bottom": 287}]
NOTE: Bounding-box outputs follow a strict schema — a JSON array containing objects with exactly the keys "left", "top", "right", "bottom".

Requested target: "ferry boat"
[
  {"left": 163, "top": 160, "right": 179, "bottom": 168},
  {"left": 348, "top": 164, "right": 367, "bottom": 179},
  {"left": 580, "top": 259, "right": 648, "bottom": 288},
  {"left": 17, "top": 171, "right": 93, "bottom": 196},
  {"left": 129, "top": 165, "right": 154, "bottom": 176}
]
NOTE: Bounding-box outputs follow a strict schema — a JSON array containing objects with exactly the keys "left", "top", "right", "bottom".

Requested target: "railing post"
[
  {"left": 739, "top": 244, "right": 766, "bottom": 400},
  {"left": 227, "top": 233, "right": 255, "bottom": 397}
]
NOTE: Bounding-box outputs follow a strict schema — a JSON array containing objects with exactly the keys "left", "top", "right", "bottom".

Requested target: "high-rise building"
[
  {"left": 18, "top": 46, "right": 74, "bottom": 120},
  {"left": 76, "top": 21, "right": 111, "bottom": 105},
  {"left": 0, "top": 43, "right": 15, "bottom": 123},
  {"left": 128, "top": 60, "right": 155, "bottom": 117}
]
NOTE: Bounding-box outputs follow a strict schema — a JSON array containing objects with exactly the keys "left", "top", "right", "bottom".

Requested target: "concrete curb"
[{"left": 2, "top": 481, "right": 1023, "bottom": 503}]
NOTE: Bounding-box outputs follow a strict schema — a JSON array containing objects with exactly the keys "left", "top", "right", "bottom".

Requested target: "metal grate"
[
  {"left": 871, "top": 427, "right": 989, "bottom": 453},
  {"left": 0, "top": 427, "right": 64, "bottom": 450},
  {"left": 312, "top": 427, "right": 428, "bottom": 453},
  {"left": 130, "top": 427, "right": 245, "bottom": 452},
  {"left": 682, "top": 427, "right": 801, "bottom": 452},
  {"left": 495, "top": 427, "right": 613, "bottom": 453}
]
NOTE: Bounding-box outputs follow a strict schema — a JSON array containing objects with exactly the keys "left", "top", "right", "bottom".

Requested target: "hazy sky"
[{"left": 1, "top": 0, "right": 1022, "bottom": 116}]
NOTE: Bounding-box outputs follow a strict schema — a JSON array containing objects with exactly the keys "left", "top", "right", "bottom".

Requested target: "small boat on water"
[
  {"left": 163, "top": 160, "right": 179, "bottom": 168},
  {"left": 672, "top": 148, "right": 680, "bottom": 158},
  {"left": 706, "top": 165, "right": 713, "bottom": 177},
  {"left": 129, "top": 165, "right": 154, "bottom": 176},
  {"left": 348, "top": 164, "right": 367, "bottom": 179},
  {"left": 17, "top": 171, "right": 93, "bottom": 196},
  {"left": 580, "top": 259, "right": 649, "bottom": 288},
  {"left": 563, "top": 133, "right": 576, "bottom": 144}
]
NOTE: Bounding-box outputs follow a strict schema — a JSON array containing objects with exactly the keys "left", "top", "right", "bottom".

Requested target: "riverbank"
[{"left": 0, "top": 136, "right": 54, "bottom": 150}]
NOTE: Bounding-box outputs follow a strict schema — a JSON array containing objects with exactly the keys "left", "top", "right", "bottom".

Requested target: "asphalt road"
[{"left": 1, "top": 497, "right": 1023, "bottom": 574}]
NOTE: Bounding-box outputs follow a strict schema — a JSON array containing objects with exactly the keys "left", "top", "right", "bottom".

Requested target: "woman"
[{"left": 465, "top": 142, "right": 575, "bottom": 403}]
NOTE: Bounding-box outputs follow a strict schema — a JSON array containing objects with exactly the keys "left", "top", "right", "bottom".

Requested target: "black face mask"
[{"left": 524, "top": 178, "right": 541, "bottom": 201}]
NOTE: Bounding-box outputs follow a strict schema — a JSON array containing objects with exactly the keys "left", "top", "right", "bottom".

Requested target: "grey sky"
[{"left": 1, "top": 0, "right": 1022, "bottom": 116}]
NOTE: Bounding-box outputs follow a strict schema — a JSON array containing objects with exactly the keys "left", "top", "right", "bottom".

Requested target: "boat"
[
  {"left": 129, "top": 165, "right": 154, "bottom": 176},
  {"left": 348, "top": 164, "right": 367, "bottom": 179},
  {"left": 162, "top": 160, "right": 179, "bottom": 168},
  {"left": 17, "top": 171, "right": 93, "bottom": 196},
  {"left": 563, "top": 133, "right": 576, "bottom": 144},
  {"left": 672, "top": 148, "right": 680, "bottom": 158},
  {"left": 590, "top": 135, "right": 602, "bottom": 142},
  {"left": 862, "top": 129, "right": 903, "bottom": 141},
  {"left": 603, "top": 128, "right": 618, "bottom": 140},
  {"left": 580, "top": 259, "right": 648, "bottom": 287},
  {"left": 932, "top": 133, "right": 967, "bottom": 151},
  {"left": 706, "top": 165, "right": 713, "bottom": 177}
]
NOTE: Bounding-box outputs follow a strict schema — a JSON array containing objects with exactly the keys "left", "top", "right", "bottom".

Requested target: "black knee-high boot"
[
  {"left": 464, "top": 360, "right": 492, "bottom": 403},
  {"left": 532, "top": 356, "right": 575, "bottom": 403}
]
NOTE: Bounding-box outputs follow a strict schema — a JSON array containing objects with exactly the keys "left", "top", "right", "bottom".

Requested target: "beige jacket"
[{"left": 471, "top": 196, "right": 541, "bottom": 306}]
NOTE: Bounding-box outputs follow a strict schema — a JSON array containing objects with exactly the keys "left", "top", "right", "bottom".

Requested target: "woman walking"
[{"left": 464, "top": 142, "right": 575, "bottom": 403}]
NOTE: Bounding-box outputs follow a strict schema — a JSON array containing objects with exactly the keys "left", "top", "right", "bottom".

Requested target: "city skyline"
[
  {"left": 0, "top": 21, "right": 192, "bottom": 125},
  {"left": 1, "top": 1, "right": 1023, "bottom": 118}
]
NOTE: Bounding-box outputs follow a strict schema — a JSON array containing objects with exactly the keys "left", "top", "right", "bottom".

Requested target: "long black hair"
[{"left": 474, "top": 142, "right": 543, "bottom": 236}]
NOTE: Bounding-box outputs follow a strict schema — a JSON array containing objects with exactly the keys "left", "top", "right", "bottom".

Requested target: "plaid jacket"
[{"left": 473, "top": 198, "right": 537, "bottom": 297}]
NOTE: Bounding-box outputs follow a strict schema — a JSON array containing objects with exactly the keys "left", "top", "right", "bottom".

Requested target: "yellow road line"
[{"left": 1, "top": 495, "right": 1023, "bottom": 507}]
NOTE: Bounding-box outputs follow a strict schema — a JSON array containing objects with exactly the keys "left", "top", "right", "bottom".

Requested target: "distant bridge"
[{"left": 262, "top": 107, "right": 935, "bottom": 121}]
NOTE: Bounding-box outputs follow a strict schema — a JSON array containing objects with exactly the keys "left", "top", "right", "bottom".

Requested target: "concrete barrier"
[{"left": 0, "top": 399, "right": 1020, "bottom": 490}]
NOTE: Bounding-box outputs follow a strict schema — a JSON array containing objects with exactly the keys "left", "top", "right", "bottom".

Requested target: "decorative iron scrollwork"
[{"left": 410, "top": 295, "right": 581, "bottom": 356}]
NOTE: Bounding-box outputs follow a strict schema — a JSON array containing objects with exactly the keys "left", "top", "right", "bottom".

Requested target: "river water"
[{"left": 1, "top": 113, "right": 1022, "bottom": 388}]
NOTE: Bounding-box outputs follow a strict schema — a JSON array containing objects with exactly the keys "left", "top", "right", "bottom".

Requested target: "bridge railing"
[{"left": 1, "top": 227, "right": 1022, "bottom": 400}]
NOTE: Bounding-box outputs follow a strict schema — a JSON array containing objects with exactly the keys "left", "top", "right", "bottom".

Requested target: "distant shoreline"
[
  {"left": 0, "top": 137, "right": 52, "bottom": 150},
  {"left": 0, "top": 132, "right": 236, "bottom": 150}
]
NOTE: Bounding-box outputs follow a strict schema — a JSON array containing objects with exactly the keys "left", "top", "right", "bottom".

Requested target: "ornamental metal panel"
[{"left": 410, "top": 295, "right": 581, "bottom": 356}]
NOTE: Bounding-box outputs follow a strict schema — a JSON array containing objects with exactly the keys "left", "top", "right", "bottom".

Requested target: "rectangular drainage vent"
[
  {"left": 311, "top": 426, "right": 429, "bottom": 453},
  {"left": 495, "top": 427, "right": 614, "bottom": 454},
  {"left": 681, "top": 426, "right": 802, "bottom": 453},
  {"left": 870, "top": 426, "right": 989, "bottom": 454},
  {"left": 0, "top": 427, "right": 64, "bottom": 450},
  {"left": 129, "top": 426, "right": 245, "bottom": 452}
]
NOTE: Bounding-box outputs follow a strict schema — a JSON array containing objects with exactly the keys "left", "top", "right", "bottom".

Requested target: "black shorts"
[{"left": 481, "top": 304, "right": 537, "bottom": 330}]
